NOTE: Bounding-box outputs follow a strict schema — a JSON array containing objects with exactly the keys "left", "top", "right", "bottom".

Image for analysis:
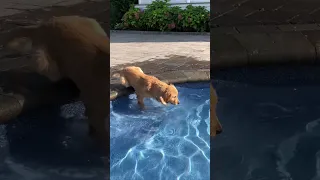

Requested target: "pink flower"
[
  {"left": 168, "top": 22, "right": 176, "bottom": 29},
  {"left": 171, "top": 22, "right": 176, "bottom": 29}
]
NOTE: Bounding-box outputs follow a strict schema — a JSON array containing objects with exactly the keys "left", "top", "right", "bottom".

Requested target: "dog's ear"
[{"left": 163, "top": 86, "right": 172, "bottom": 102}]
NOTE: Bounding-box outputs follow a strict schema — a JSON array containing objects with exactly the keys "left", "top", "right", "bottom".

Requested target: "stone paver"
[
  {"left": 0, "top": 0, "right": 104, "bottom": 17},
  {"left": 212, "top": 0, "right": 320, "bottom": 27},
  {"left": 110, "top": 32, "right": 210, "bottom": 66},
  {"left": 212, "top": 0, "right": 320, "bottom": 68}
]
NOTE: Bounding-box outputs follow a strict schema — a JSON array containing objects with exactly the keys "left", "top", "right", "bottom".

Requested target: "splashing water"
[{"left": 110, "top": 83, "right": 210, "bottom": 180}]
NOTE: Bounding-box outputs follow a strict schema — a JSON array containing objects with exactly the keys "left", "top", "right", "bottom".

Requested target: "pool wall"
[{"left": 110, "top": 56, "right": 210, "bottom": 100}]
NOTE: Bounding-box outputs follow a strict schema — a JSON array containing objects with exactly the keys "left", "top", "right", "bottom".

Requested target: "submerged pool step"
[{"left": 0, "top": 73, "right": 79, "bottom": 123}]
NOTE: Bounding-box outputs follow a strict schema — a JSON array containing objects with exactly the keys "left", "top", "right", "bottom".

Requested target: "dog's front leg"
[
  {"left": 159, "top": 96, "right": 167, "bottom": 105},
  {"left": 137, "top": 95, "right": 145, "bottom": 109}
]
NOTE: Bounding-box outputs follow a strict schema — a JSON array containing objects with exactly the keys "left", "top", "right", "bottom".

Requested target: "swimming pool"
[
  {"left": 110, "top": 82, "right": 210, "bottom": 180},
  {"left": 0, "top": 101, "right": 106, "bottom": 180},
  {"left": 212, "top": 66, "right": 320, "bottom": 180}
]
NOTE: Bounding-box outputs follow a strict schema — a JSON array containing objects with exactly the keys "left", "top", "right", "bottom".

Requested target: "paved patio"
[
  {"left": 0, "top": 0, "right": 104, "bottom": 17},
  {"left": 110, "top": 31, "right": 210, "bottom": 66}
]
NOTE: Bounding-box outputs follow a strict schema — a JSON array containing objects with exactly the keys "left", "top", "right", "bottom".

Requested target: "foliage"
[
  {"left": 117, "top": 0, "right": 210, "bottom": 32},
  {"left": 110, "top": 0, "right": 138, "bottom": 29}
]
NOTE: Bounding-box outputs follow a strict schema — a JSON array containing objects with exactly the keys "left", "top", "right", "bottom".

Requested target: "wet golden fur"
[
  {"left": 211, "top": 84, "right": 222, "bottom": 136},
  {"left": 3, "top": 16, "right": 110, "bottom": 145},
  {"left": 114, "top": 66, "right": 180, "bottom": 109}
]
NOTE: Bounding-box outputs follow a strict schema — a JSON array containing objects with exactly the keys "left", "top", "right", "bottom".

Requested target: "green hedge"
[
  {"left": 115, "top": 0, "right": 210, "bottom": 32},
  {"left": 110, "top": 0, "right": 138, "bottom": 29}
]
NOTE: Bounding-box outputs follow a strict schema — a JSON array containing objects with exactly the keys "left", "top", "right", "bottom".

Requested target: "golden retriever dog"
[
  {"left": 3, "top": 16, "right": 110, "bottom": 146},
  {"left": 113, "top": 66, "right": 180, "bottom": 109},
  {"left": 211, "top": 83, "right": 222, "bottom": 136}
]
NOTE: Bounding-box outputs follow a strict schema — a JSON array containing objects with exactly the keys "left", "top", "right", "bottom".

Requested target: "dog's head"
[
  {"left": 211, "top": 84, "right": 222, "bottom": 136},
  {"left": 164, "top": 83, "right": 180, "bottom": 105}
]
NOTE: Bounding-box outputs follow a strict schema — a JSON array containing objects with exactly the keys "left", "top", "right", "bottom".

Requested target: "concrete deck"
[{"left": 110, "top": 31, "right": 210, "bottom": 66}]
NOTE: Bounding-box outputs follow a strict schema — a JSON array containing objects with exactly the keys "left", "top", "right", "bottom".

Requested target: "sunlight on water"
[
  {"left": 0, "top": 83, "right": 209, "bottom": 180},
  {"left": 110, "top": 83, "right": 210, "bottom": 180}
]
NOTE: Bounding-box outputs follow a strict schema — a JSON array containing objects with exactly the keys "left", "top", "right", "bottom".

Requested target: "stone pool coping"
[
  {"left": 110, "top": 56, "right": 210, "bottom": 100},
  {"left": 212, "top": 0, "right": 320, "bottom": 68},
  {"left": 211, "top": 24, "right": 320, "bottom": 68}
]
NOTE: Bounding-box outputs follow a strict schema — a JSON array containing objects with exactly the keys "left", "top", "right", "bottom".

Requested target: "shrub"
[
  {"left": 118, "top": 0, "right": 209, "bottom": 32},
  {"left": 110, "top": 0, "right": 138, "bottom": 29},
  {"left": 181, "top": 5, "right": 210, "bottom": 32},
  {"left": 118, "top": 5, "right": 144, "bottom": 30}
]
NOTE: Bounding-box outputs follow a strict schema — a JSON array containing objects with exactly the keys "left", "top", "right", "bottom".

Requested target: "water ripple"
[{"left": 110, "top": 83, "right": 210, "bottom": 180}]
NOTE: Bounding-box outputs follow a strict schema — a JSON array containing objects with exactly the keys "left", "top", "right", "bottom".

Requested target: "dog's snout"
[{"left": 177, "top": 101, "right": 180, "bottom": 104}]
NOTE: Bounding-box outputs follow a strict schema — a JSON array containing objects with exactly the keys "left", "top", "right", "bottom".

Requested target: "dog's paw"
[{"left": 138, "top": 104, "right": 146, "bottom": 110}]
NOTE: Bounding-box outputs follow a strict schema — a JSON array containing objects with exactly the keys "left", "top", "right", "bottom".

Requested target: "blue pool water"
[
  {"left": 212, "top": 66, "right": 320, "bottom": 180},
  {"left": 0, "top": 102, "right": 106, "bottom": 180},
  {"left": 110, "top": 82, "right": 210, "bottom": 180}
]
